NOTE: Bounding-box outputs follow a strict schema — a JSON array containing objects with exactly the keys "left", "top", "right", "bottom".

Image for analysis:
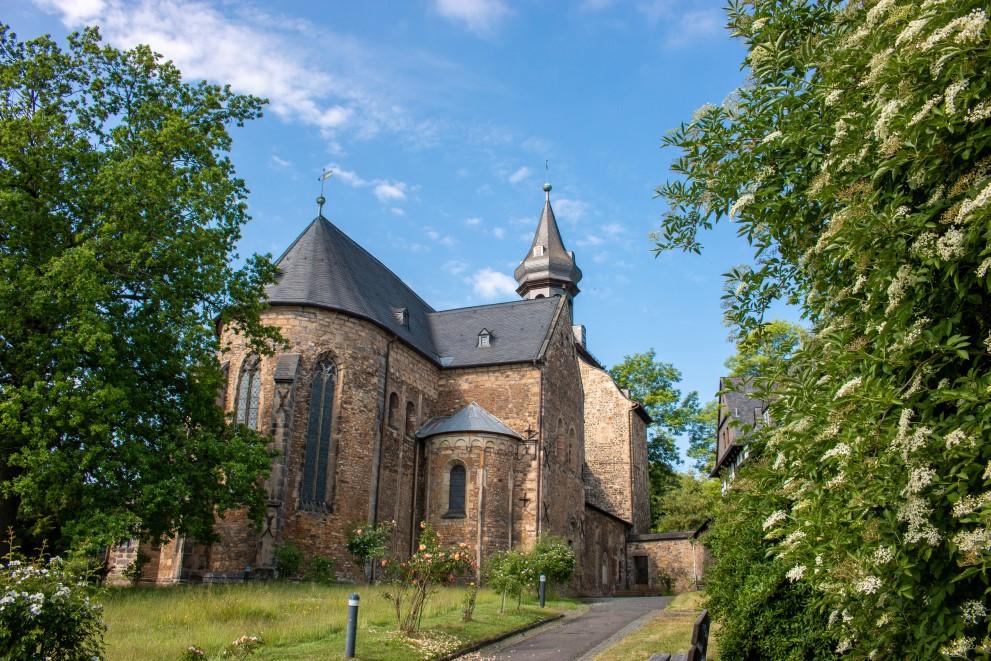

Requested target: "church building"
[{"left": 108, "top": 182, "right": 655, "bottom": 595}]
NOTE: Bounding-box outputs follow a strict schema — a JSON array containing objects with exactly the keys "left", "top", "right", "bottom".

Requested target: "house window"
[
  {"left": 235, "top": 355, "right": 261, "bottom": 429},
  {"left": 477, "top": 330, "right": 491, "bottom": 348},
  {"left": 301, "top": 359, "right": 337, "bottom": 509},
  {"left": 405, "top": 401, "right": 416, "bottom": 437},
  {"left": 445, "top": 463, "right": 466, "bottom": 517},
  {"left": 388, "top": 392, "right": 399, "bottom": 429}
]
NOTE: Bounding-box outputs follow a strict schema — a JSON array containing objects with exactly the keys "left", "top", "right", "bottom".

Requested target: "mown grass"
[
  {"left": 99, "top": 582, "right": 580, "bottom": 660},
  {"left": 594, "top": 591, "right": 719, "bottom": 661}
]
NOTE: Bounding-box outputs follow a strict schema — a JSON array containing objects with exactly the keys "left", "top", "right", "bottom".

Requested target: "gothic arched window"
[
  {"left": 405, "top": 401, "right": 416, "bottom": 437},
  {"left": 388, "top": 392, "right": 399, "bottom": 429},
  {"left": 235, "top": 355, "right": 261, "bottom": 429},
  {"left": 447, "top": 463, "right": 466, "bottom": 517},
  {"left": 301, "top": 359, "right": 337, "bottom": 509}
]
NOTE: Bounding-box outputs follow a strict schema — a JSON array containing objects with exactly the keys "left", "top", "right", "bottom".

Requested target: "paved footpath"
[{"left": 480, "top": 596, "right": 672, "bottom": 661}]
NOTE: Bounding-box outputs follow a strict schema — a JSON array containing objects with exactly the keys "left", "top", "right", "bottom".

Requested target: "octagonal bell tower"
[{"left": 514, "top": 182, "right": 582, "bottom": 302}]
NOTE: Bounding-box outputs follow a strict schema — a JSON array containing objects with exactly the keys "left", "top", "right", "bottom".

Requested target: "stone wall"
[
  {"left": 578, "top": 354, "right": 635, "bottom": 523},
  {"left": 626, "top": 530, "right": 711, "bottom": 594},
  {"left": 579, "top": 504, "right": 628, "bottom": 595}
]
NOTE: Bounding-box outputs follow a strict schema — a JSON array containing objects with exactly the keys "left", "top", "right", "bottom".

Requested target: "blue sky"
[{"left": 11, "top": 0, "right": 793, "bottom": 460}]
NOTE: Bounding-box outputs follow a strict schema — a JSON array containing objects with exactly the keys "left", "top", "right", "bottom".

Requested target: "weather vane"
[
  {"left": 543, "top": 160, "right": 552, "bottom": 198},
  {"left": 317, "top": 168, "right": 333, "bottom": 215}
]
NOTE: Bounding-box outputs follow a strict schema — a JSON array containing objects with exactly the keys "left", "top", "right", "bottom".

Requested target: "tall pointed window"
[
  {"left": 235, "top": 355, "right": 261, "bottom": 429},
  {"left": 301, "top": 359, "right": 337, "bottom": 510},
  {"left": 446, "top": 463, "right": 466, "bottom": 517}
]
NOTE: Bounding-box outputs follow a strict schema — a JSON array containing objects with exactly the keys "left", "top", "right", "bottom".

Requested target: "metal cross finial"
[{"left": 317, "top": 168, "right": 333, "bottom": 215}]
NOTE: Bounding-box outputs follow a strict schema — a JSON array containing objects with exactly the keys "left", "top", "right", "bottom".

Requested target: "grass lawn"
[
  {"left": 99, "top": 582, "right": 580, "bottom": 660},
  {"left": 594, "top": 591, "right": 719, "bottom": 661}
]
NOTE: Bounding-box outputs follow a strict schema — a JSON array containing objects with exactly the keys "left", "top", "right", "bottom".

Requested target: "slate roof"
[
  {"left": 428, "top": 297, "right": 561, "bottom": 367},
  {"left": 415, "top": 402, "right": 522, "bottom": 439},
  {"left": 513, "top": 193, "right": 582, "bottom": 294},
  {"left": 720, "top": 376, "right": 768, "bottom": 428},
  {"left": 265, "top": 216, "right": 564, "bottom": 368}
]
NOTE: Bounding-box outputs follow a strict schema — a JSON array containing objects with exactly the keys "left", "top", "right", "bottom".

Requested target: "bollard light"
[
  {"left": 539, "top": 574, "right": 546, "bottom": 608},
  {"left": 345, "top": 592, "right": 359, "bottom": 658}
]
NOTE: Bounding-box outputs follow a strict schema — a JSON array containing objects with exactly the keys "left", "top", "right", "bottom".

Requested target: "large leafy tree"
[
  {"left": 652, "top": 472, "right": 719, "bottom": 533},
  {"left": 685, "top": 398, "right": 718, "bottom": 476},
  {"left": 0, "top": 27, "right": 280, "bottom": 553},
  {"left": 724, "top": 319, "right": 807, "bottom": 379},
  {"left": 656, "top": 0, "right": 991, "bottom": 657}
]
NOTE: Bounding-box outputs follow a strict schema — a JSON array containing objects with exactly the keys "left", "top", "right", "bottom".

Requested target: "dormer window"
[
  {"left": 392, "top": 307, "right": 409, "bottom": 327},
  {"left": 533, "top": 245, "right": 545, "bottom": 257},
  {"left": 477, "top": 329, "right": 491, "bottom": 348}
]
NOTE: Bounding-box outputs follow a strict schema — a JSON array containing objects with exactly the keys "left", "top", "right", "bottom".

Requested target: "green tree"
[
  {"left": 652, "top": 472, "right": 719, "bottom": 533},
  {"left": 0, "top": 27, "right": 280, "bottom": 554},
  {"left": 655, "top": 0, "right": 991, "bottom": 656},
  {"left": 685, "top": 398, "right": 718, "bottom": 476},
  {"left": 724, "top": 320, "right": 807, "bottom": 379},
  {"left": 609, "top": 350, "right": 698, "bottom": 498}
]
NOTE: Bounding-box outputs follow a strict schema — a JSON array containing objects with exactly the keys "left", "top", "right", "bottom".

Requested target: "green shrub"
[
  {"left": 527, "top": 535, "right": 576, "bottom": 589},
  {"left": 306, "top": 555, "right": 336, "bottom": 585},
  {"left": 346, "top": 521, "right": 394, "bottom": 578},
  {"left": 0, "top": 553, "right": 105, "bottom": 660},
  {"left": 272, "top": 543, "right": 303, "bottom": 580}
]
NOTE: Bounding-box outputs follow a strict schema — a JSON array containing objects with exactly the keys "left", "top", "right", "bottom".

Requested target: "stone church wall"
[
  {"left": 579, "top": 505, "right": 627, "bottom": 595},
  {"left": 578, "top": 355, "right": 635, "bottom": 523},
  {"left": 626, "top": 531, "right": 711, "bottom": 594}
]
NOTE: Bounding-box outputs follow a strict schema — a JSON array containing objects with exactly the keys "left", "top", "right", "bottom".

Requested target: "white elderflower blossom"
[
  {"left": 763, "top": 510, "right": 788, "bottom": 530},
  {"left": 872, "top": 546, "right": 894, "bottom": 564},
  {"left": 962, "top": 600, "right": 987, "bottom": 624},
  {"left": 976, "top": 257, "right": 991, "bottom": 278},
  {"left": 822, "top": 443, "right": 852, "bottom": 461},
  {"left": 945, "top": 429, "right": 970, "bottom": 448},
  {"left": 952, "top": 527, "right": 989, "bottom": 552},
  {"left": 761, "top": 130, "right": 783, "bottom": 144},
  {"left": 876, "top": 613, "right": 892, "bottom": 627},
  {"left": 936, "top": 228, "right": 967, "bottom": 260},
  {"left": 896, "top": 408, "right": 914, "bottom": 443},
  {"left": 751, "top": 17, "right": 768, "bottom": 31},
  {"left": 786, "top": 564, "right": 806, "bottom": 582},
  {"left": 898, "top": 495, "right": 942, "bottom": 545},
  {"left": 825, "top": 89, "right": 842, "bottom": 106},
  {"left": 955, "top": 180, "right": 991, "bottom": 224},
  {"left": 921, "top": 9, "right": 988, "bottom": 51},
  {"left": 952, "top": 492, "right": 991, "bottom": 518},
  {"left": 866, "top": 0, "right": 895, "bottom": 26},
  {"left": 836, "top": 638, "right": 852, "bottom": 654},
  {"left": 945, "top": 79, "right": 969, "bottom": 114},
  {"left": 782, "top": 530, "right": 807, "bottom": 547},
  {"left": 885, "top": 265, "right": 913, "bottom": 314},
  {"left": 773, "top": 452, "right": 786, "bottom": 470},
  {"left": 966, "top": 101, "right": 991, "bottom": 123},
  {"left": 834, "top": 377, "right": 862, "bottom": 399},
  {"left": 874, "top": 97, "right": 903, "bottom": 141},
  {"left": 909, "top": 94, "right": 942, "bottom": 126},
  {"left": 940, "top": 636, "right": 975, "bottom": 658},
  {"left": 855, "top": 575, "right": 882, "bottom": 594},
  {"left": 896, "top": 17, "right": 930, "bottom": 46},
  {"left": 729, "top": 193, "right": 755, "bottom": 219}
]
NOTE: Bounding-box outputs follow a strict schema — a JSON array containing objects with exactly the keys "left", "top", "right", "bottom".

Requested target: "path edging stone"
[{"left": 438, "top": 612, "right": 565, "bottom": 661}]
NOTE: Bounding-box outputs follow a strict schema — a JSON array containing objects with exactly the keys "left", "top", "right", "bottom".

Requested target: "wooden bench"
[{"left": 647, "top": 609, "right": 710, "bottom": 661}]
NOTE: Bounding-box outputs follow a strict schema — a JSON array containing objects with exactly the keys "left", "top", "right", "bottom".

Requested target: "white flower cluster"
[
  {"left": 955, "top": 180, "right": 991, "bottom": 224},
  {"left": 905, "top": 465, "right": 937, "bottom": 494},
  {"left": 786, "top": 564, "right": 806, "bottom": 582},
  {"left": 874, "top": 97, "right": 902, "bottom": 141},
  {"left": 872, "top": 546, "right": 894, "bottom": 565},
  {"left": 944, "top": 428, "right": 970, "bottom": 448},
  {"left": 729, "top": 193, "right": 755, "bottom": 219},
  {"left": 962, "top": 600, "right": 987, "bottom": 624},
  {"left": 940, "top": 636, "right": 975, "bottom": 658},
  {"left": 885, "top": 265, "right": 913, "bottom": 314},
  {"left": 855, "top": 575, "right": 882, "bottom": 594},
  {"left": 782, "top": 530, "right": 807, "bottom": 547},
  {"left": 920, "top": 9, "right": 988, "bottom": 52},
  {"left": 896, "top": 17, "right": 929, "bottom": 46},
  {"left": 822, "top": 443, "right": 852, "bottom": 461},
  {"left": 898, "top": 495, "right": 942, "bottom": 545},
  {"left": 0, "top": 590, "right": 45, "bottom": 617},
  {"left": 865, "top": 0, "right": 895, "bottom": 27},
  {"left": 834, "top": 377, "right": 862, "bottom": 399},
  {"left": 909, "top": 94, "right": 942, "bottom": 126},
  {"left": 935, "top": 228, "right": 967, "bottom": 260},
  {"left": 763, "top": 510, "right": 788, "bottom": 530},
  {"left": 945, "top": 79, "right": 969, "bottom": 114},
  {"left": 952, "top": 492, "right": 991, "bottom": 518},
  {"left": 952, "top": 527, "right": 989, "bottom": 553},
  {"left": 966, "top": 101, "right": 991, "bottom": 123},
  {"left": 761, "top": 130, "right": 783, "bottom": 144}
]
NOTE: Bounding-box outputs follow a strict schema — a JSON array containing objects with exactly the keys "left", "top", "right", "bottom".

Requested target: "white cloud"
[
  {"left": 270, "top": 154, "right": 291, "bottom": 168},
  {"left": 389, "top": 207, "right": 406, "bottom": 216},
  {"left": 374, "top": 182, "right": 408, "bottom": 203},
  {"left": 465, "top": 217, "right": 482, "bottom": 226},
  {"left": 508, "top": 166, "right": 531, "bottom": 184},
  {"left": 432, "top": 0, "right": 510, "bottom": 34},
  {"left": 666, "top": 9, "right": 723, "bottom": 47},
  {"left": 602, "top": 222, "right": 625, "bottom": 236},
  {"left": 492, "top": 227, "right": 505, "bottom": 239},
  {"left": 33, "top": 0, "right": 450, "bottom": 145},
  {"left": 444, "top": 260, "right": 469, "bottom": 275},
  {"left": 577, "top": 234, "right": 604, "bottom": 248},
  {"left": 426, "top": 228, "right": 457, "bottom": 248},
  {"left": 326, "top": 163, "right": 413, "bottom": 207},
  {"left": 553, "top": 198, "right": 588, "bottom": 224},
  {"left": 471, "top": 267, "right": 517, "bottom": 299}
]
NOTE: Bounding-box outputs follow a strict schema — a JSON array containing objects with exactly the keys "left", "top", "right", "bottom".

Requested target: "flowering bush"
[
  {"left": 381, "top": 523, "right": 474, "bottom": 635},
  {"left": 220, "top": 634, "right": 262, "bottom": 659},
  {"left": 484, "top": 537, "right": 574, "bottom": 612},
  {"left": 656, "top": 0, "right": 991, "bottom": 656},
  {"left": 461, "top": 581, "right": 478, "bottom": 622},
  {"left": 346, "top": 520, "right": 394, "bottom": 579},
  {"left": 0, "top": 554, "right": 105, "bottom": 660}
]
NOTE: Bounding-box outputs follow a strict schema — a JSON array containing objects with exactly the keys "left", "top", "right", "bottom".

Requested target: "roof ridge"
[{"left": 430, "top": 296, "right": 559, "bottom": 316}]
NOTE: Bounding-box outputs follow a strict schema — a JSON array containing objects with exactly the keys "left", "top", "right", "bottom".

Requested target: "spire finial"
[
  {"left": 543, "top": 160, "right": 551, "bottom": 201},
  {"left": 317, "top": 168, "right": 333, "bottom": 215}
]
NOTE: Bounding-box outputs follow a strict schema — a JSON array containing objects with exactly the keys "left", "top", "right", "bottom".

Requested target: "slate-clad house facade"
[
  {"left": 108, "top": 184, "right": 656, "bottom": 595},
  {"left": 711, "top": 376, "right": 769, "bottom": 492}
]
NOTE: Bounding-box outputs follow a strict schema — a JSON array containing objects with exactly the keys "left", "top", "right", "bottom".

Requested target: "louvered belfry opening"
[{"left": 301, "top": 359, "right": 336, "bottom": 511}]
